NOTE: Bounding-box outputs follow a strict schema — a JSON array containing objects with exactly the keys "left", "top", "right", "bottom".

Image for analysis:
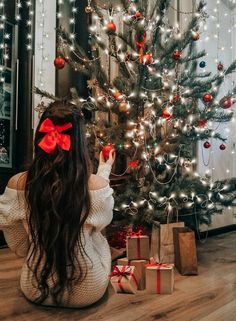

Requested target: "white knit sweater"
[{"left": 0, "top": 164, "right": 114, "bottom": 307}]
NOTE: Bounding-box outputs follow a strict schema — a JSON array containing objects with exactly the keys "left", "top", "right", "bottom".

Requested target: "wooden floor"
[{"left": 0, "top": 232, "right": 236, "bottom": 321}]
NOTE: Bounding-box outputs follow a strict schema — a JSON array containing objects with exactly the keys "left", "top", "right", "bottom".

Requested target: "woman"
[{"left": 0, "top": 101, "right": 115, "bottom": 307}]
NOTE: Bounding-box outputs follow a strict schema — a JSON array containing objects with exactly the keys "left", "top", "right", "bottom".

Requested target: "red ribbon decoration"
[
  {"left": 38, "top": 118, "right": 73, "bottom": 154},
  {"left": 127, "top": 229, "right": 144, "bottom": 259},
  {"left": 135, "top": 32, "right": 147, "bottom": 64},
  {"left": 129, "top": 160, "right": 139, "bottom": 168},
  {"left": 145, "top": 261, "right": 172, "bottom": 294},
  {"left": 109, "top": 265, "right": 138, "bottom": 292}
]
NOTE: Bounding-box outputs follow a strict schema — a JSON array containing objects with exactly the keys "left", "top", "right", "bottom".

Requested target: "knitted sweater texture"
[{"left": 0, "top": 164, "right": 114, "bottom": 307}]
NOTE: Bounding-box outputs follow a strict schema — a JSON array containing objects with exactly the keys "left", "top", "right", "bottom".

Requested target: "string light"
[
  {"left": 15, "top": 0, "right": 22, "bottom": 21},
  {"left": 26, "top": 1, "right": 34, "bottom": 50},
  {"left": 49, "top": 0, "right": 236, "bottom": 223},
  {"left": 57, "top": 0, "right": 64, "bottom": 20},
  {"left": 37, "top": 0, "right": 47, "bottom": 87},
  {"left": 69, "top": 0, "right": 76, "bottom": 48},
  {"left": 0, "top": 0, "right": 7, "bottom": 84}
]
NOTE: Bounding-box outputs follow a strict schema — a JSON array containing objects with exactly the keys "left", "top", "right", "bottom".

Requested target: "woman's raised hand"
[{"left": 99, "top": 149, "right": 116, "bottom": 166}]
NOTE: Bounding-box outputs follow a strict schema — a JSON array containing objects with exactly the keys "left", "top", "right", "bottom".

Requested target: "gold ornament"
[
  {"left": 87, "top": 78, "right": 98, "bottom": 89},
  {"left": 35, "top": 101, "right": 47, "bottom": 118},
  {"left": 85, "top": 5, "right": 93, "bottom": 13}
]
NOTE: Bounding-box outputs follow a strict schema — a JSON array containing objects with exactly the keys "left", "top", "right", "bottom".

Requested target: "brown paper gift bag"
[
  {"left": 150, "top": 222, "right": 185, "bottom": 263},
  {"left": 110, "top": 265, "right": 139, "bottom": 294},
  {"left": 126, "top": 235, "right": 150, "bottom": 260},
  {"left": 117, "top": 257, "right": 149, "bottom": 290},
  {"left": 145, "top": 263, "right": 174, "bottom": 294},
  {"left": 173, "top": 227, "right": 198, "bottom": 275}
]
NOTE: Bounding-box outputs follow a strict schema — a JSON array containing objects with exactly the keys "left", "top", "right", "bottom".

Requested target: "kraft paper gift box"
[
  {"left": 145, "top": 262, "right": 174, "bottom": 294},
  {"left": 126, "top": 235, "right": 150, "bottom": 260},
  {"left": 117, "top": 257, "right": 149, "bottom": 290},
  {"left": 150, "top": 222, "right": 185, "bottom": 263},
  {"left": 110, "top": 265, "right": 139, "bottom": 294},
  {"left": 173, "top": 227, "right": 198, "bottom": 275}
]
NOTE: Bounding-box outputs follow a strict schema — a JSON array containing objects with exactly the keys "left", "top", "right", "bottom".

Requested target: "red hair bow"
[{"left": 38, "top": 118, "right": 73, "bottom": 154}]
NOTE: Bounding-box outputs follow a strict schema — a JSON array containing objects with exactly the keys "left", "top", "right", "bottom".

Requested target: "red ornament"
[
  {"left": 217, "top": 63, "right": 224, "bottom": 71},
  {"left": 219, "top": 144, "right": 226, "bottom": 150},
  {"left": 197, "top": 119, "right": 207, "bottom": 128},
  {"left": 203, "top": 93, "right": 213, "bottom": 103},
  {"left": 162, "top": 109, "right": 172, "bottom": 119},
  {"left": 203, "top": 141, "right": 211, "bottom": 149},
  {"left": 134, "top": 11, "right": 142, "bottom": 19},
  {"left": 129, "top": 160, "right": 139, "bottom": 168},
  {"left": 119, "top": 101, "right": 130, "bottom": 113},
  {"left": 113, "top": 91, "right": 123, "bottom": 101},
  {"left": 192, "top": 32, "right": 200, "bottom": 41},
  {"left": 172, "top": 95, "right": 180, "bottom": 104},
  {"left": 143, "top": 53, "right": 153, "bottom": 65},
  {"left": 172, "top": 49, "right": 181, "bottom": 60},
  {"left": 102, "top": 144, "right": 115, "bottom": 159},
  {"left": 106, "top": 21, "right": 116, "bottom": 32},
  {"left": 54, "top": 56, "right": 65, "bottom": 69},
  {"left": 222, "top": 99, "right": 232, "bottom": 109}
]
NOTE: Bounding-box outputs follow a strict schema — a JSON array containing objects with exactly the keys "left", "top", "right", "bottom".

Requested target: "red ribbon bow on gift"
[
  {"left": 109, "top": 266, "right": 137, "bottom": 292},
  {"left": 145, "top": 262, "right": 172, "bottom": 269},
  {"left": 109, "top": 265, "right": 132, "bottom": 279},
  {"left": 127, "top": 228, "right": 144, "bottom": 260},
  {"left": 145, "top": 257, "right": 173, "bottom": 269},
  {"left": 127, "top": 228, "right": 143, "bottom": 238},
  {"left": 38, "top": 118, "right": 73, "bottom": 154}
]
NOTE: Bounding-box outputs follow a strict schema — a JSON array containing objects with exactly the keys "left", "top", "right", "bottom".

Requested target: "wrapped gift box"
[
  {"left": 126, "top": 235, "right": 150, "bottom": 260},
  {"left": 117, "top": 257, "right": 149, "bottom": 290},
  {"left": 110, "top": 265, "right": 139, "bottom": 294},
  {"left": 173, "top": 227, "right": 198, "bottom": 275},
  {"left": 145, "top": 262, "right": 174, "bottom": 294}
]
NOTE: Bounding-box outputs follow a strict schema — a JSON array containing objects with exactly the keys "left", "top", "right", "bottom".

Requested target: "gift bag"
[
  {"left": 173, "top": 227, "right": 198, "bottom": 275},
  {"left": 150, "top": 222, "right": 185, "bottom": 263}
]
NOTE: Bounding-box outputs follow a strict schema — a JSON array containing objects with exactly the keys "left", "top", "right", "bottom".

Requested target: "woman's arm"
[
  {"left": 0, "top": 173, "right": 29, "bottom": 258},
  {"left": 96, "top": 150, "right": 116, "bottom": 181},
  {"left": 3, "top": 223, "right": 29, "bottom": 258}
]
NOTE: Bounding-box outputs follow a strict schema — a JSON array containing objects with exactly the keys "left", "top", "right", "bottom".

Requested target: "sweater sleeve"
[
  {"left": 0, "top": 187, "right": 29, "bottom": 257},
  {"left": 85, "top": 185, "right": 114, "bottom": 232},
  {"left": 96, "top": 163, "right": 112, "bottom": 181}
]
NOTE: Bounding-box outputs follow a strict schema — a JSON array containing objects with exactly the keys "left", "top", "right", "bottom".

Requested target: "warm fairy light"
[{"left": 40, "top": 0, "right": 236, "bottom": 219}]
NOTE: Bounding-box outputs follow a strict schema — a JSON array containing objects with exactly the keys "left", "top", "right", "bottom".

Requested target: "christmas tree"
[{"left": 37, "top": 0, "right": 236, "bottom": 230}]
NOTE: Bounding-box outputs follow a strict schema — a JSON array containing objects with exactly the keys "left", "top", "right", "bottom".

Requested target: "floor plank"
[
  {"left": 0, "top": 231, "right": 235, "bottom": 321},
  {"left": 198, "top": 300, "right": 236, "bottom": 321}
]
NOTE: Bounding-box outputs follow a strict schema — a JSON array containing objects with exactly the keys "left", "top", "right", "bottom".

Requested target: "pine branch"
[
  {"left": 91, "top": 0, "right": 105, "bottom": 25},
  {"left": 34, "top": 87, "right": 63, "bottom": 101}
]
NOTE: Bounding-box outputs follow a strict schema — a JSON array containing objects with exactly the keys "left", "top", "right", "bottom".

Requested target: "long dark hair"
[{"left": 25, "top": 101, "right": 91, "bottom": 305}]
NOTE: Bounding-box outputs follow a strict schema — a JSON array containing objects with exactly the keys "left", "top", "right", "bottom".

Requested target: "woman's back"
[
  {"left": 0, "top": 102, "right": 115, "bottom": 307},
  {"left": 3, "top": 166, "right": 114, "bottom": 307}
]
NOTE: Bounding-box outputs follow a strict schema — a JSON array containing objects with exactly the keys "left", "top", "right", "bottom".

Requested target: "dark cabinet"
[{"left": 0, "top": 2, "right": 34, "bottom": 246}]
